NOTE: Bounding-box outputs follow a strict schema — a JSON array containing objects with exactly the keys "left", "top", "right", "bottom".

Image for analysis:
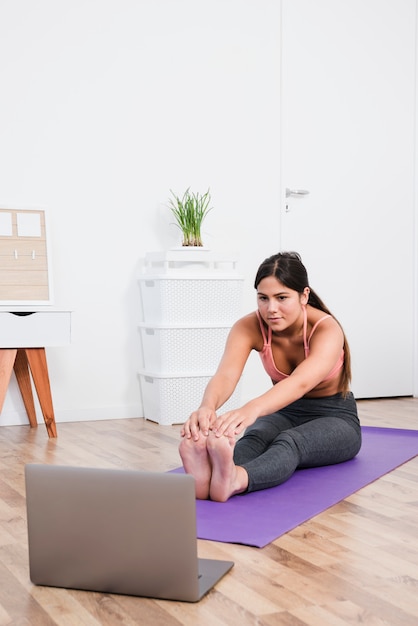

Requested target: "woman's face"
[{"left": 256, "top": 276, "right": 309, "bottom": 331}]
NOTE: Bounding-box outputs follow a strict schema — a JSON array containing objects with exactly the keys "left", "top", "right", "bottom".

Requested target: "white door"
[{"left": 280, "top": 0, "right": 416, "bottom": 398}]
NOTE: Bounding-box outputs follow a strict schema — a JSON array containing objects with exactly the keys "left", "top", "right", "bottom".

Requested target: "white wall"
[{"left": 0, "top": 0, "right": 282, "bottom": 426}]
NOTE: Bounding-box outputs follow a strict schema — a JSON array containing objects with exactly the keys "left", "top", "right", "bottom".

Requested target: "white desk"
[{"left": 0, "top": 309, "right": 71, "bottom": 438}]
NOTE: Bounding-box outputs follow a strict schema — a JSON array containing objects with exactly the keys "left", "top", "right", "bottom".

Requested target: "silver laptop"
[{"left": 25, "top": 464, "right": 233, "bottom": 602}]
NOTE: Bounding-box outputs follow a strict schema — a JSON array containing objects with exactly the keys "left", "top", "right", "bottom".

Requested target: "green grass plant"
[{"left": 168, "top": 187, "right": 212, "bottom": 247}]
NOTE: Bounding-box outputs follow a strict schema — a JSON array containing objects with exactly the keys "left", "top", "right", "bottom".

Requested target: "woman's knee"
[{"left": 293, "top": 420, "right": 361, "bottom": 467}]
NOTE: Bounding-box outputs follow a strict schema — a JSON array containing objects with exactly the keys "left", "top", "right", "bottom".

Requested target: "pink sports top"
[{"left": 256, "top": 307, "right": 344, "bottom": 384}]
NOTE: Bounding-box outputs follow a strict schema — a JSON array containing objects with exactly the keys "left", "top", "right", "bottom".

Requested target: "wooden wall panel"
[{"left": 0, "top": 208, "right": 50, "bottom": 303}]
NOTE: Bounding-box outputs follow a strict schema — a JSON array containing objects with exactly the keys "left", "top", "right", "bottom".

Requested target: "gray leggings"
[{"left": 233, "top": 392, "right": 361, "bottom": 493}]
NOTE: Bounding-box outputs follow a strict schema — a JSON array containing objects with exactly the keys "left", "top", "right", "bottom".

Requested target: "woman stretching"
[{"left": 179, "top": 251, "right": 361, "bottom": 502}]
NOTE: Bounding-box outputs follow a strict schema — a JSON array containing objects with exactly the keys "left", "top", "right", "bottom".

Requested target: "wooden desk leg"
[
  {"left": 0, "top": 349, "right": 17, "bottom": 413},
  {"left": 24, "top": 348, "right": 57, "bottom": 438},
  {"left": 13, "top": 349, "right": 38, "bottom": 429}
]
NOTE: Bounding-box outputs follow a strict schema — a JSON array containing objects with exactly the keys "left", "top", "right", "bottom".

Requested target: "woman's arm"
[{"left": 181, "top": 315, "right": 257, "bottom": 439}]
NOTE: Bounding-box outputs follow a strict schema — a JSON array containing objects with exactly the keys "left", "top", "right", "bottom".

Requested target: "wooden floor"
[{"left": 0, "top": 397, "right": 417, "bottom": 625}]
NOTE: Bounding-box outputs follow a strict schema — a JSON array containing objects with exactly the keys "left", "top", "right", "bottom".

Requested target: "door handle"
[{"left": 285, "top": 188, "right": 310, "bottom": 198}]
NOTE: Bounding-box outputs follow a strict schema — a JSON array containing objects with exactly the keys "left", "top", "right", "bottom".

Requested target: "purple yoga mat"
[{"left": 174, "top": 426, "right": 418, "bottom": 547}]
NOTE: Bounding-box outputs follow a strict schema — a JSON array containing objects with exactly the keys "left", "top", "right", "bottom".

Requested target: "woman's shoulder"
[
  {"left": 229, "top": 312, "right": 263, "bottom": 344},
  {"left": 306, "top": 306, "right": 343, "bottom": 340},
  {"left": 306, "top": 305, "right": 334, "bottom": 325},
  {"left": 232, "top": 311, "right": 260, "bottom": 330},
  {"left": 231, "top": 311, "right": 261, "bottom": 341}
]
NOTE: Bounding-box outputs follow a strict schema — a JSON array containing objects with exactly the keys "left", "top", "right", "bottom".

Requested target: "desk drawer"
[{"left": 0, "top": 311, "right": 71, "bottom": 347}]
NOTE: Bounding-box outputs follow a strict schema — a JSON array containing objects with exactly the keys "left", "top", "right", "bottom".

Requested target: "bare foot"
[
  {"left": 179, "top": 436, "right": 212, "bottom": 499},
  {"left": 206, "top": 432, "right": 248, "bottom": 502}
]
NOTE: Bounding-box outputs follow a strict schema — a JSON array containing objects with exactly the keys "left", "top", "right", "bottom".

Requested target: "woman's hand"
[
  {"left": 211, "top": 407, "right": 257, "bottom": 438},
  {"left": 180, "top": 406, "right": 217, "bottom": 440}
]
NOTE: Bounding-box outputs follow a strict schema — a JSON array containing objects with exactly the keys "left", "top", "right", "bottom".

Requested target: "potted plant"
[{"left": 168, "top": 187, "right": 212, "bottom": 247}]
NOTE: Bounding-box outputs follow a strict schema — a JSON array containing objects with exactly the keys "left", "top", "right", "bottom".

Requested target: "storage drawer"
[
  {"left": 139, "top": 324, "right": 230, "bottom": 373},
  {"left": 139, "top": 277, "right": 243, "bottom": 324},
  {"left": 0, "top": 310, "right": 71, "bottom": 347},
  {"left": 139, "top": 371, "right": 241, "bottom": 426}
]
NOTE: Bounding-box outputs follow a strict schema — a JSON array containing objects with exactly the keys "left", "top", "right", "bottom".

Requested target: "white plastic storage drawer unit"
[{"left": 138, "top": 250, "right": 244, "bottom": 425}]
